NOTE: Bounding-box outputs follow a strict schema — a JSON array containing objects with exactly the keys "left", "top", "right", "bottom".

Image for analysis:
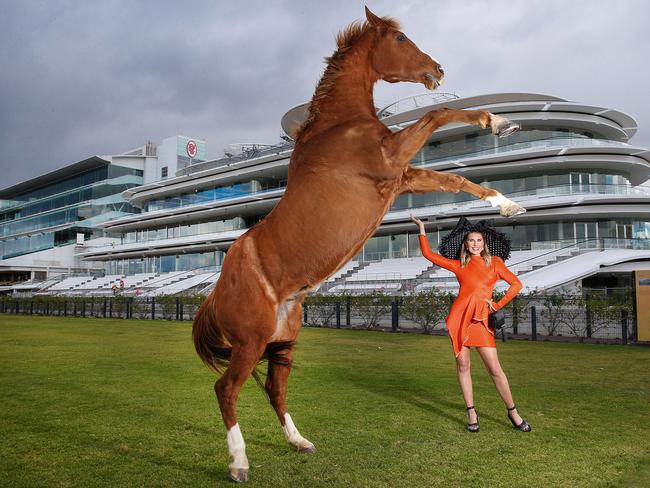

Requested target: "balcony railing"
[
  {"left": 413, "top": 135, "right": 636, "bottom": 167},
  {"left": 397, "top": 183, "right": 650, "bottom": 214}
]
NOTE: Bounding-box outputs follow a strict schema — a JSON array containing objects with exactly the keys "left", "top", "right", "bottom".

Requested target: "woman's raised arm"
[{"left": 411, "top": 216, "right": 460, "bottom": 273}]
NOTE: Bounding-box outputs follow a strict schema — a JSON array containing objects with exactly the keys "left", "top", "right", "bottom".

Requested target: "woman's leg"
[
  {"left": 456, "top": 347, "right": 477, "bottom": 423},
  {"left": 476, "top": 347, "right": 524, "bottom": 425}
]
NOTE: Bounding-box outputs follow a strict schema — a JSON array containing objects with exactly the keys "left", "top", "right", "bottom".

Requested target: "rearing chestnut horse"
[{"left": 194, "top": 7, "right": 524, "bottom": 482}]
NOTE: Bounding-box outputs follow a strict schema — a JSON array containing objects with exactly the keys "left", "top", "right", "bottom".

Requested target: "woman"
[{"left": 411, "top": 215, "right": 531, "bottom": 432}]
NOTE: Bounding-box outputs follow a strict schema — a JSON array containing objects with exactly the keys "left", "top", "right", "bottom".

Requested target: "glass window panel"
[
  {"left": 161, "top": 255, "right": 176, "bottom": 272},
  {"left": 598, "top": 221, "right": 615, "bottom": 239},
  {"left": 390, "top": 234, "right": 408, "bottom": 258}
]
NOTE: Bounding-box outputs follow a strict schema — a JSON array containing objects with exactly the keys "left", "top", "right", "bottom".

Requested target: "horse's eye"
[{"left": 396, "top": 34, "right": 406, "bottom": 42}]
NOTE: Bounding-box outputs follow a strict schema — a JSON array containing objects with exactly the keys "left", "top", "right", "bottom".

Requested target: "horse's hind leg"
[
  {"left": 215, "top": 342, "right": 266, "bottom": 483},
  {"left": 265, "top": 342, "right": 316, "bottom": 453}
]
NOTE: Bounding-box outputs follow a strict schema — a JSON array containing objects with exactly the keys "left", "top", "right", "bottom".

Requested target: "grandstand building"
[
  {"left": 4, "top": 92, "right": 650, "bottom": 297},
  {"left": 0, "top": 135, "right": 205, "bottom": 287}
]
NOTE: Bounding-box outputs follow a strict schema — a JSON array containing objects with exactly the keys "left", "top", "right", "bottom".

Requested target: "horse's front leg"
[
  {"left": 399, "top": 166, "right": 526, "bottom": 217},
  {"left": 382, "top": 108, "right": 517, "bottom": 167}
]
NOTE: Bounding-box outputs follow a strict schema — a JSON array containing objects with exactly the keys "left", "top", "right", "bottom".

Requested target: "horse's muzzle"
[{"left": 424, "top": 73, "right": 443, "bottom": 89}]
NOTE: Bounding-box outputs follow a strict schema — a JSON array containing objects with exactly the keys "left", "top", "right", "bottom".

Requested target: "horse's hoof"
[
  {"left": 486, "top": 194, "right": 526, "bottom": 218},
  {"left": 500, "top": 202, "right": 526, "bottom": 217},
  {"left": 298, "top": 443, "right": 317, "bottom": 454},
  {"left": 490, "top": 115, "right": 520, "bottom": 138},
  {"left": 229, "top": 467, "right": 249, "bottom": 483}
]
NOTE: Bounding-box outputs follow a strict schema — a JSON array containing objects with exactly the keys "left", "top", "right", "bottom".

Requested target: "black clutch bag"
[{"left": 488, "top": 309, "right": 505, "bottom": 330}]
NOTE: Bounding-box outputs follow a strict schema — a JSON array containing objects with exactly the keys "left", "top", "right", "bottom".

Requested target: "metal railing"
[
  {"left": 175, "top": 141, "right": 294, "bottom": 177},
  {"left": 299, "top": 290, "right": 636, "bottom": 344},
  {"left": 0, "top": 288, "right": 637, "bottom": 346}
]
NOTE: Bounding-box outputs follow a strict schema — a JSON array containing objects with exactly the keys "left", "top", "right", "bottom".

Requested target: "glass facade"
[
  {"left": 117, "top": 165, "right": 648, "bottom": 270},
  {"left": 105, "top": 250, "right": 224, "bottom": 275},
  {"left": 356, "top": 218, "right": 650, "bottom": 262},
  {"left": 392, "top": 172, "right": 635, "bottom": 211},
  {"left": 89, "top": 123, "right": 650, "bottom": 279},
  {"left": 0, "top": 165, "right": 143, "bottom": 259},
  {"left": 412, "top": 128, "right": 613, "bottom": 166},
  {"left": 145, "top": 178, "right": 285, "bottom": 212},
  {"left": 120, "top": 217, "right": 245, "bottom": 245}
]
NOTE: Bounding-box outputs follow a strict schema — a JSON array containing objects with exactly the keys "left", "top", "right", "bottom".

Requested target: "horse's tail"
[
  {"left": 192, "top": 295, "right": 231, "bottom": 376},
  {"left": 192, "top": 295, "right": 295, "bottom": 392}
]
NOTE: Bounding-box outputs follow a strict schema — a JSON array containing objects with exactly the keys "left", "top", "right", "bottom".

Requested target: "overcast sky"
[{"left": 1, "top": 0, "right": 649, "bottom": 190}]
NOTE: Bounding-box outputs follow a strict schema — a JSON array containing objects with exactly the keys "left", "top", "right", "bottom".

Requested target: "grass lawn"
[{"left": 1, "top": 315, "right": 648, "bottom": 487}]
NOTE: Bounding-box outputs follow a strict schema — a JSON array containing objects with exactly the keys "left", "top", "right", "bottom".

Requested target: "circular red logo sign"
[{"left": 186, "top": 140, "right": 197, "bottom": 158}]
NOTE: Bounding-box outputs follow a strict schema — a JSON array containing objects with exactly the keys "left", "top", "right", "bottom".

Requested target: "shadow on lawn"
[{"left": 328, "top": 365, "right": 506, "bottom": 427}]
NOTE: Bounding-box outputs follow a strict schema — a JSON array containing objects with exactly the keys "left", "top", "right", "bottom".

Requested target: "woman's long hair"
[{"left": 460, "top": 232, "right": 492, "bottom": 267}]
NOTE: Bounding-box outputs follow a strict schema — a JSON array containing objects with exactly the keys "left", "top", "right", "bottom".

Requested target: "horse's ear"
[{"left": 365, "top": 6, "right": 386, "bottom": 27}]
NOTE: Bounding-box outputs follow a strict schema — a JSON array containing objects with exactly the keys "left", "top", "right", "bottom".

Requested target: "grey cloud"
[{"left": 1, "top": 0, "right": 649, "bottom": 189}]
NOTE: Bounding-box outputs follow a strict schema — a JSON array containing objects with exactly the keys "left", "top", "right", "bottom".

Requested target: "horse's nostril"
[{"left": 439, "top": 66, "right": 445, "bottom": 76}]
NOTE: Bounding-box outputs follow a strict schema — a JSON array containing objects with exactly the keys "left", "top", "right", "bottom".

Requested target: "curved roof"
[{"left": 280, "top": 92, "right": 638, "bottom": 141}]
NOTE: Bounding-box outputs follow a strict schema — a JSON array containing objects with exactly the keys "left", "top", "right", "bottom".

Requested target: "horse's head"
[{"left": 365, "top": 7, "right": 444, "bottom": 90}]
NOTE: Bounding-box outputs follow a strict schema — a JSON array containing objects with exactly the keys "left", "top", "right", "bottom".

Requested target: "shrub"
[
  {"left": 401, "top": 289, "right": 450, "bottom": 333},
  {"left": 304, "top": 294, "right": 339, "bottom": 327},
  {"left": 350, "top": 292, "right": 393, "bottom": 329}
]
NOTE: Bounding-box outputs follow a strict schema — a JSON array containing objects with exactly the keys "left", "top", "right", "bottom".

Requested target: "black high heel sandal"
[
  {"left": 507, "top": 405, "right": 531, "bottom": 432},
  {"left": 466, "top": 405, "right": 480, "bottom": 433}
]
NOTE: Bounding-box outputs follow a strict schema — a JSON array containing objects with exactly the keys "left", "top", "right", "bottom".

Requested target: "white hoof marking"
[
  {"left": 282, "top": 413, "right": 315, "bottom": 452},
  {"left": 227, "top": 423, "right": 249, "bottom": 470},
  {"left": 486, "top": 193, "right": 526, "bottom": 217},
  {"left": 490, "top": 114, "right": 520, "bottom": 137}
]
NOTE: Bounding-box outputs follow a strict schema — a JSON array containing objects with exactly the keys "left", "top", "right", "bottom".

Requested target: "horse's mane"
[{"left": 294, "top": 16, "right": 400, "bottom": 141}]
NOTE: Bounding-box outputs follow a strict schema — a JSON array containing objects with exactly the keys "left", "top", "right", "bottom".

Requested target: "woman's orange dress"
[{"left": 419, "top": 235, "right": 523, "bottom": 357}]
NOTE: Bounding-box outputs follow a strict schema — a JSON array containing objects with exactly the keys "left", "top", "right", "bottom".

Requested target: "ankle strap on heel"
[
  {"left": 467, "top": 405, "right": 475, "bottom": 411},
  {"left": 507, "top": 405, "right": 517, "bottom": 411}
]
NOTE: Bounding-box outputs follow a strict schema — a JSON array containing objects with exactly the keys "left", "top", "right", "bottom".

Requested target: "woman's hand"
[
  {"left": 410, "top": 214, "right": 426, "bottom": 235},
  {"left": 484, "top": 298, "right": 497, "bottom": 311}
]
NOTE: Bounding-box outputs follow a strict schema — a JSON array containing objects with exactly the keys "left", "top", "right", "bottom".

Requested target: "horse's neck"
[
  {"left": 327, "top": 67, "right": 377, "bottom": 120},
  {"left": 305, "top": 42, "right": 379, "bottom": 136}
]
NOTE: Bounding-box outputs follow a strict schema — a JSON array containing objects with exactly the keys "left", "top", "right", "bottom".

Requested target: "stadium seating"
[
  {"left": 147, "top": 272, "right": 219, "bottom": 296},
  {"left": 346, "top": 257, "right": 431, "bottom": 282},
  {"left": 7, "top": 243, "right": 635, "bottom": 297},
  {"left": 326, "top": 260, "right": 359, "bottom": 281}
]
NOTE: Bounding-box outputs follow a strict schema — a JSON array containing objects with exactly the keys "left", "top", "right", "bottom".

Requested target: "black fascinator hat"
[{"left": 438, "top": 217, "right": 511, "bottom": 261}]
